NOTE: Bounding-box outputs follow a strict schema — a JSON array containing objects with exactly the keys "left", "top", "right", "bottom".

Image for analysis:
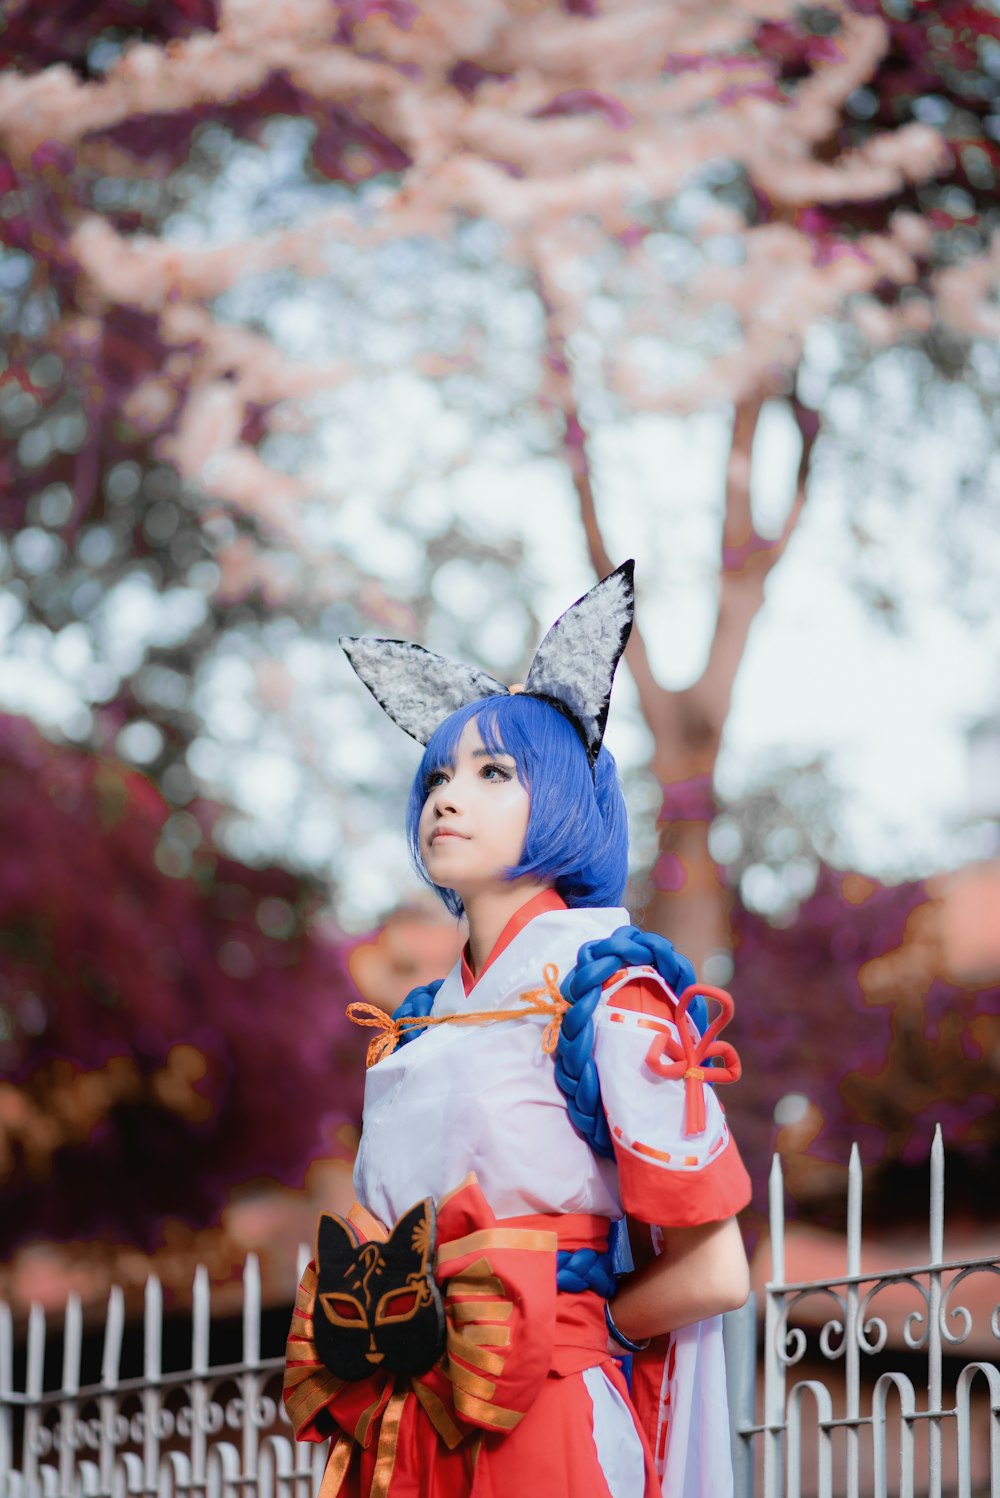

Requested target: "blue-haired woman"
[{"left": 284, "top": 563, "right": 752, "bottom": 1498}]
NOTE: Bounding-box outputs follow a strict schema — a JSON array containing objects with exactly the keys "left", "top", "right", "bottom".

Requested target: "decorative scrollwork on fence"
[
  {"left": 28, "top": 1374, "right": 288, "bottom": 1459},
  {"left": 939, "top": 1262, "right": 1000, "bottom": 1347},
  {"left": 774, "top": 1287, "right": 847, "bottom": 1366},
  {"left": 773, "top": 1260, "right": 1000, "bottom": 1373},
  {"left": 854, "top": 1273, "right": 933, "bottom": 1354}
]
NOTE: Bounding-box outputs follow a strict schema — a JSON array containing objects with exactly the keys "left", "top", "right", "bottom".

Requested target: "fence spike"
[
  {"left": 59, "top": 1294, "right": 82, "bottom": 1497},
  {"left": 192, "top": 1264, "right": 210, "bottom": 1376},
  {"left": 930, "top": 1123, "right": 944, "bottom": 1265},
  {"left": 21, "top": 1302, "right": 46, "bottom": 1496},
  {"left": 25, "top": 1303, "right": 45, "bottom": 1399},
  {"left": 62, "top": 1293, "right": 83, "bottom": 1398},
  {"left": 928, "top": 1124, "right": 946, "bottom": 1498},
  {"left": 243, "top": 1254, "right": 261, "bottom": 1367},
  {"left": 847, "top": 1142, "right": 862, "bottom": 1280},
  {"left": 769, "top": 1150, "right": 785, "bottom": 1284},
  {"left": 0, "top": 1301, "right": 12, "bottom": 1397},
  {"left": 845, "top": 1144, "right": 864, "bottom": 1498},
  {"left": 0, "top": 1301, "right": 13, "bottom": 1479},
  {"left": 144, "top": 1273, "right": 163, "bottom": 1381},
  {"left": 101, "top": 1285, "right": 125, "bottom": 1389}
]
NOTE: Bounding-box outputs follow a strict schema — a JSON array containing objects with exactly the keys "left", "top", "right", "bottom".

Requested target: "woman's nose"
[{"left": 432, "top": 781, "right": 460, "bottom": 814}]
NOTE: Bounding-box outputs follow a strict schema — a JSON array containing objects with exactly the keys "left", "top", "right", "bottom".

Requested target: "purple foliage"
[
  {"left": 332, "top": 0, "right": 420, "bottom": 44},
  {"left": 727, "top": 863, "right": 1000, "bottom": 1229},
  {"left": 752, "top": 3, "right": 1000, "bottom": 267},
  {"left": 446, "top": 61, "right": 514, "bottom": 98},
  {"left": 0, "top": 0, "right": 221, "bottom": 75},
  {"left": 532, "top": 89, "right": 633, "bottom": 131},
  {"left": 90, "top": 74, "right": 411, "bottom": 180},
  {"left": 0, "top": 715, "right": 366, "bottom": 1256}
]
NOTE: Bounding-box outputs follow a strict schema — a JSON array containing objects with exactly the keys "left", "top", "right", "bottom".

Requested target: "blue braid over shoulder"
[
  {"left": 551, "top": 925, "right": 699, "bottom": 1300},
  {"left": 553, "top": 924, "right": 699, "bottom": 1160}
]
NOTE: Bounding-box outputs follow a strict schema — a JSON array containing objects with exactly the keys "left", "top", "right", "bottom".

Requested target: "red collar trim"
[{"left": 461, "top": 889, "right": 568, "bottom": 996}]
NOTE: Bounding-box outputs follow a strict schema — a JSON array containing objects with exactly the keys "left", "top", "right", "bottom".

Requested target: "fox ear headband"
[{"left": 340, "top": 560, "right": 635, "bottom": 768}]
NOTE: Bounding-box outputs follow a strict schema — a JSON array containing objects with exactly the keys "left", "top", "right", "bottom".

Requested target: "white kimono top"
[{"left": 354, "top": 895, "right": 749, "bottom": 1232}]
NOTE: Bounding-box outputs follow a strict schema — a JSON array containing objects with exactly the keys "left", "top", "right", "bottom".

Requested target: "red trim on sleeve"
[
  {"left": 608, "top": 972, "right": 677, "bottom": 1016},
  {"left": 615, "top": 1132, "right": 752, "bottom": 1227}
]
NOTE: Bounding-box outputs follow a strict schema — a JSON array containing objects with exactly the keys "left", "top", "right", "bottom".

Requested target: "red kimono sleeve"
[{"left": 596, "top": 972, "right": 752, "bottom": 1227}]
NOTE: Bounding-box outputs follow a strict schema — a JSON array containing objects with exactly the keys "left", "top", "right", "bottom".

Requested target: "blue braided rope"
[
  {"left": 391, "top": 978, "right": 444, "bottom": 1044},
  {"left": 554, "top": 1216, "right": 636, "bottom": 1296},
  {"left": 553, "top": 925, "right": 699, "bottom": 1160},
  {"left": 555, "top": 1246, "right": 617, "bottom": 1298}
]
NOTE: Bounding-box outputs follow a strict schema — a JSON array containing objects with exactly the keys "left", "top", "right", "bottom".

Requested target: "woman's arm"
[{"left": 607, "top": 1215, "right": 750, "bottom": 1342}]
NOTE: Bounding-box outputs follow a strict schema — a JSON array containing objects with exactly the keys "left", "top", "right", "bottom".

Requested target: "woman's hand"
[{"left": 607, "top": 1215, "right": 750, "bottom": 1344}]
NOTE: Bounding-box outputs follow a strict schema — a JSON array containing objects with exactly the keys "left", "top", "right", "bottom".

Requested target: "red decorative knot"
[{"left": 643, "top": 984, "right": 742, "bottom": 1138}]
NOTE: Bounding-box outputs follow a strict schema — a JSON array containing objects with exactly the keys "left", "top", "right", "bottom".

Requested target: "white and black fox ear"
[
  {"left": 339, "top": 636, "right": 508, "bottom": 747},
  {"left": 522, "top": 559, "right": 634, "bottom": 767},
  {"left": 341, "top": 561, "right": 634, "bottom": 763}
]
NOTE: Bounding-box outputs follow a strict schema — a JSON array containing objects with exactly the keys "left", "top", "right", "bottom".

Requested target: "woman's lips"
[{"left": 431, "top": 828, "right": 467, "bottom": 842}]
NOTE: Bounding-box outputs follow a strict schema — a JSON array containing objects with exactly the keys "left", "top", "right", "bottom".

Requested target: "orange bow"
[
  {"left": 643, "top": 984, "right": 742, "bottom": 1137},
  {"left": 344, "top": 1003, "right": 414, "bottom": 1067}
]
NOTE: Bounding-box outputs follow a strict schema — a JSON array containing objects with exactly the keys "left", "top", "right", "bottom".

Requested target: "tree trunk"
[
  {"left": 534, "top": 255, "right": 820, "bottom": 965},
  {"left": 645, "top": 753, "right": 730, "bottom": 972}
]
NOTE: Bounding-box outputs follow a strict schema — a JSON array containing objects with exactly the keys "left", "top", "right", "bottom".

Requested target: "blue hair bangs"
[{"left": 406, "top": 693, "right": 628, "bottom": 918}]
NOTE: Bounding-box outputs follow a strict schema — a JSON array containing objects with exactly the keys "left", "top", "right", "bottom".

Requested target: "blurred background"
[{"left": 1, "top": 0, "right": 998, "bottom": 1325}]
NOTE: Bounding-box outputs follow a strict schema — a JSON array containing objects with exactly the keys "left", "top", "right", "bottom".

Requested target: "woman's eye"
[
  {"left": 425, "top": 770, "right": 448, "bottom": 790},
  {"left": 481, "top": 763, "right": 511, "bottom": 782}
]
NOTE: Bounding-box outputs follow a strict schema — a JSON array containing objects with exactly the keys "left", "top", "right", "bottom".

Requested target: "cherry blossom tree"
[{"left": 2, "top": 0, "right": 996, "bottom": 946}]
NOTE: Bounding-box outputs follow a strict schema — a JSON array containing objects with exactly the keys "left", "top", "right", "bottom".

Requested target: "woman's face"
[{"left": 418, "top": 718, "right": 531, "bottom": 901}]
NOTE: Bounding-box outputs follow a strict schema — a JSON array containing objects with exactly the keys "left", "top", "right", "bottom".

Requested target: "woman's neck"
[{"left": 462, "top": 878, "right": 554, "bottom": 977}]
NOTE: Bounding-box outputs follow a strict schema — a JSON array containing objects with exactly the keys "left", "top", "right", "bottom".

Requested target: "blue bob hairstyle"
[{"left": 406, "top": 693, "right": 629, "bottom": 918}]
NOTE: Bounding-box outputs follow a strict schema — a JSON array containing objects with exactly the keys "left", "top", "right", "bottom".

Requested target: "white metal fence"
[
  {"left": 728, "top": 1126, "right": 1000, "bottom": 1498},
  {"left": 2, "top": 1128, "right": 997, "bottom": 1498},
  {"left": 0, "top": 1255, "right": 325, "bottom": 1498}
]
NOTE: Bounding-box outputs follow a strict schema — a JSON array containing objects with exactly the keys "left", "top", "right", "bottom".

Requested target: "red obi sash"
[{"left": 283, "top": 1177, "right": 613, "bottom": 1498}]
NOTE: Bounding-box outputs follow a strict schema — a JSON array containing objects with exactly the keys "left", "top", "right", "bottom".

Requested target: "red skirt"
[{"left": 330, "top": 1292, "right": 659, "bottom": 1498}]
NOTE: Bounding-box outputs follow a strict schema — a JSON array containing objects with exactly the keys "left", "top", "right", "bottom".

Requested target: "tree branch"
[
  {"left": 533, "top": 267, "right": 669, "bottom": 740},
  {"left": 721, "top": 390, "right": 765, "bottom": 555},
  {"left": 693, "top": 391, "right": 820, "bottom": 740}
]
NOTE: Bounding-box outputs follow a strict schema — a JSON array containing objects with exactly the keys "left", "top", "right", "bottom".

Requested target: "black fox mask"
[{"left": 313, "top": 1199, "right": 446, "bottom": 1382}]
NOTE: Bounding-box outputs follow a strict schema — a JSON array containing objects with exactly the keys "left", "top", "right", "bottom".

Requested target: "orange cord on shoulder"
[{"left": 347, "top": 963, "right": 568, "bottom": 1069}]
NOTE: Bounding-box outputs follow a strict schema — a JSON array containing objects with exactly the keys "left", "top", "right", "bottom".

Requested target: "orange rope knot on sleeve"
[{"left": 644, "top": 984, "right": 742, "bottom": 1138}]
